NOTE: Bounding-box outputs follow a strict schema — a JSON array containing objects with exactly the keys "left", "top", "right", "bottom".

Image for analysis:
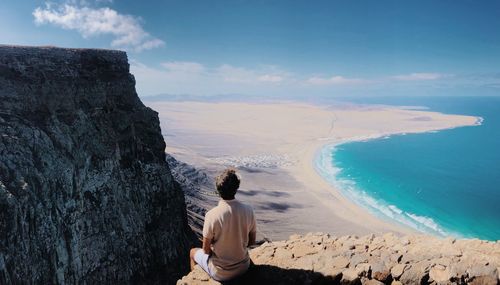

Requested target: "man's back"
[{"left": 203, "top": 199, "right": 256, "bottom": 280}]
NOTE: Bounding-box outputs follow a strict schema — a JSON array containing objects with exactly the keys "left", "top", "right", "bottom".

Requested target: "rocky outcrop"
[
  {"left": 0, "top": 45, "right": 192, "bottom": 284},
  {"left": 166, "top": 154, "right": 218, "bottom": 240},
  {"left": 178, "top": 232, "right": 500, "bottom": 285}
]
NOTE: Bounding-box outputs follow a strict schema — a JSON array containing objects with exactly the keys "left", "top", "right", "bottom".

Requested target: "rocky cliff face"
[
  {"left": 179, "top": 233, "right": 500, "bottom": 285},
  {"left": 0, "top": 45, "right": 192, "bottom": 284},
  {"left": 166, "top": 154, "right": 218, "bottom": 240}
]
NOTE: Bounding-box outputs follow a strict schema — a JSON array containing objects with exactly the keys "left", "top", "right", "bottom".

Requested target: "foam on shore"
[{"left": 315, "top": 142, "right": 455, "bottom": 238}]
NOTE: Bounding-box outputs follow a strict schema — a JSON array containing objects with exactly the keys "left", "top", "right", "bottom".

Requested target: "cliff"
[
  {"left": 0, "top": 45, "right": 192, "bottom": 284},
  {"left": 166, "top": 154, "right": 218, "bottom": 240},
  {"left": 178, "top": 232, "right": 500, "bottom": 285}
]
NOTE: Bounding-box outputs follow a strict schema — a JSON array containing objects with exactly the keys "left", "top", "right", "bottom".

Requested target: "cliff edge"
[
  {"left": 178, "top": 233, "right": 500, "bottom": 285},
  {"left": 0, "top": 45, "right": 192, "bottom": 284}
]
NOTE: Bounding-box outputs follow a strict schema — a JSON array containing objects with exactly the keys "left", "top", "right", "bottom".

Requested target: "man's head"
[{"left": 215, "top": 168, "right": 240, "bottom": 200}]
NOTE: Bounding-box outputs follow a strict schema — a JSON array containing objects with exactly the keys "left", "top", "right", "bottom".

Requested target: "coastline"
[
  {"left": 147, "top": 100, "right": 480, "bottom": 241},
  {"left": 311, "top": 115, "right": 483, "bottom": 237}
]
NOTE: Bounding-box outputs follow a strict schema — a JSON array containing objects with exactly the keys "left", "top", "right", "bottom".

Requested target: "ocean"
[{"left": 316, "top": 97, "right": 500, "bottom": 241}]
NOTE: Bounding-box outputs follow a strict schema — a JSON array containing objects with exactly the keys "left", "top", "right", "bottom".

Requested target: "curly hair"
[{"left": 215, "top": 168, "right": 240, "bottom": 199}]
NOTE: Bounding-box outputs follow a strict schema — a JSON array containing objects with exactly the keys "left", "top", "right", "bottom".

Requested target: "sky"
[{"left": 1, "top": 0, "right": 500, "bottom": 98}]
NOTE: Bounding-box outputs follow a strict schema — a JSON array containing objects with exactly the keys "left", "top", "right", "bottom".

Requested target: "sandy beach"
[{"left": 147, "top": 101, "right": 479, "bottom": 241}]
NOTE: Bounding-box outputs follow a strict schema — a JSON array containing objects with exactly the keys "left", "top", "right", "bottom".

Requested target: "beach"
[{"left": 148, "top": 101, "right": 479, "bottom": 241}]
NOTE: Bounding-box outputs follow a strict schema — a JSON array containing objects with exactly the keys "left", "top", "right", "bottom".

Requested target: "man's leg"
[
  {"left": 191, "top": 248, "right": 213, "bottom": 279},
  {"left": 190, "top": 248, "right": 201, "bottom": 270}
]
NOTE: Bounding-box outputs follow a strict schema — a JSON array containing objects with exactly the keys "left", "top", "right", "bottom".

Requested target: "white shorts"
[{"left": 194, "top": 249, "right": 218, "bottom": 280}]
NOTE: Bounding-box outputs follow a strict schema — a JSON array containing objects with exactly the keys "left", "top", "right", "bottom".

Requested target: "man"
[{"left": 189, "top": 168, "right": 257, "bottom": 282}]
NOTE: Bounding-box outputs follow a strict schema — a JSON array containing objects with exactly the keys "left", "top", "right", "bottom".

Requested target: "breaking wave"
[{"left": 315, "top": 143, "right": 452, "bottom": 237}]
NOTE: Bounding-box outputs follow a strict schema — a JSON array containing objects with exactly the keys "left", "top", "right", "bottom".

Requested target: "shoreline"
[
  {"left": 311, "top": 115, "right": 483, "bottom": 238},
  {"left": 149, "top": 101, "right": 480, "bottom": 241}
]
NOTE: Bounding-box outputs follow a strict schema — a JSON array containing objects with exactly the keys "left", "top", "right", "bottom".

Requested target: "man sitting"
[{"left": 189, "top": 168, "right": 257, "bottom": 282}]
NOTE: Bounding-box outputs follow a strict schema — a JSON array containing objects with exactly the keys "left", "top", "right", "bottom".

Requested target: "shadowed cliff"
[{"left": 0, "top": 45, "right": 192, "bottom": 284}]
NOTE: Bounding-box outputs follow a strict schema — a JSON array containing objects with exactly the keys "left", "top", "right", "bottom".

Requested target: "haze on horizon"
[{"left": 2, "top": 0, "right": 500, "bottom": 98}]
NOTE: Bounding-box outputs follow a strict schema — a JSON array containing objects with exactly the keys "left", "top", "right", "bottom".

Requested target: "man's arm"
[
  {"left": 202, "top": 237, "right": 212, "bottom": 255},
  {"left": 248, "top": 231, "right": 256, "bottom": 247}
]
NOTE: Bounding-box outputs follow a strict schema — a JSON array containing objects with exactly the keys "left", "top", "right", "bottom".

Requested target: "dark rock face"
[
  {"left": 0, "top": 45, "right": 192, "bottom": 284},
  {"left": 166, "top": 154, "right": 218, "bottom": 240}
]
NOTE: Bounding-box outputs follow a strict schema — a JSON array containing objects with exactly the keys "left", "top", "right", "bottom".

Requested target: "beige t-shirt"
[{"left": 203, "top": 199, "right": 257, "bottom": 281}]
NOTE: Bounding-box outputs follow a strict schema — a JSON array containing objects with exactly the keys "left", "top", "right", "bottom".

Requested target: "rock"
[
  {"left": 468, "top": 264, "right": 498, "bottom": 285},
  {"left": 0, "top": 45, "right": 193, "bottom": 284},
  {"left": 166, "top": 154, "right": 218, "bottom": 239},
  {"left": 431, "top": 257, "right": 453, "bottom": 268},
  {"left": 369, "top": 261, "right": 386, "bottom": 274},
  {"left": 399, "top": 261, "right": 430, "bottom": 285},
  {"left": 341, "top": 268, "right": 361, "bottom": 284},
  {"left": 362, "top": 279, "right": 384, "bottom": 285},
  {"left": 178, "top": 233, "right": 500, "bottom": 284},
  {"left": 469, "top": 275, "right": 498, "bottom": 285},
  {"left": 429, "top": 265, "right": 452, "bottom": 283},
  {"left": 391, "top": 264, "right": 408, "bottom": 279},
  {"left": 289, "top": 255, "right": 315, "bottom": 271},
  {"left": 351, "top": 253, "right": 370, "bottom": 267},
  {"left": 274, "top": 247, "right": 293, "bottom": 261},
  {"left": 400, "top": 237, "right": 410, "bottom": 246},
  {"left": 468, "top": 264, "right": 498, "bottom": 278},
  {"left": 291, "top": 243, "right": 317, "bottom": 258},
  {"left": 332, "top": 256, "right": 351, "bottom": 269},
  {"left": 316, "top": 266, "right": 343, "bottom": 280},
  {"left": 372, "top": 270, "right": 391, "bottom": 283},
  {"left": 390, "top": 253, "right": 403, "bottom": 264},
  {"left": 355, "top": 263, "right": 371, "bottom": 278}
]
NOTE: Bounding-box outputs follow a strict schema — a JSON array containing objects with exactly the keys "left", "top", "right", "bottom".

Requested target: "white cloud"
[
  {"left": 161, "top": 61, "right": 205, "bottom": 73},
  {"left": 130, "top": 60, "right": 463, "bottom": 98},
  {"left": 130, "top": 61, "right": 292, "bottom": 96},
  {"left": 392, "top": 73, "right": 446, "bottom": 81},
  {"left": 306, "top": 75, "right": 368, "bottom": 85},
  {"left": 258, "top": 74, "right": 284, "bottom": 83},
  {"left": 215, "top": 64, "right": 288, "bottom": 84},
  {"left": 216, "top": 64, "right": 255, "bottom": 83},
  {"left": 33, "top": 3, "right": 164, "bottom": 52}
]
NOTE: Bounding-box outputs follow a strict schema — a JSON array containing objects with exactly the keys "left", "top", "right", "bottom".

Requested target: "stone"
[
  {"left": 351, "top": 253, "right": 370, "bottom": 267},
  {"left": 341, "top": 268, "right": 361, "bottom": 284},
  {"left": 468, "top": 264, "right": 498, "bottom": 278},
  {"left": 369, "top": 261, "right": 385, "bottom": 274},
  {"left": 431, "top": 257, "right": 453, "bottom": 268},
  {"left": 274, "top": 247, "right": 293, "bottom": 261},
  {"left": 0, "top": 45, "right": 193, "bottom": 284},
  {"left": 332, "top": 256, "right": 351, "bottom": 269},
  {"left": 441, "top": 245, "right": 463, "bottom": 257},
  {"left": 372, "top": 270, "right": 391, "bottom": 283},
  {"left": 399, "top": 261, "right": 430, "bottom": 285},
  {"left": 469, "top": 276, "right": 498, "bottom": 285},
  {"left": 289, "top": 255, "right": 315, "bottom": 271},
  {"left": 400, "top": 237, "right": 410, "bottom": 246},
  {"left": 429, "top": 265, "right": 452, "bottom": 283},
  {"left": 291, "top": 243, "right": 317, "bottom": 258},
  {"left": 317, "top": 267, "right": 343, "bottom": 280},
  {"left": 391, "top": 264, "right": 408, "bottom": 279},
  {"left": 362, "top": 279, "right": 384, "bottom": 285},
  {"left": 355, "top": 263, "right": 371, "bottom": 278},
  {"left": 179, "top": 233, "right": 500, "bottom": 284}
]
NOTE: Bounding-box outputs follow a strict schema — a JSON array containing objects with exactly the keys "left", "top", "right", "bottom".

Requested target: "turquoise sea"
[{"left": 315, "top": 97, "right": 500, "bottom": 241}]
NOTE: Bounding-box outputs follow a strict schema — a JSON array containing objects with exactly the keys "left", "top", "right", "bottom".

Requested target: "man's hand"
[{"left": 202, "top": 237, "right": 212, "bottom": 255}]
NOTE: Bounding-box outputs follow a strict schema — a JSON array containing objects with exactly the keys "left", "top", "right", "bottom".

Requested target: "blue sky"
[{"left": 2, "top": 0, "right": 500, "bottom": 98}]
